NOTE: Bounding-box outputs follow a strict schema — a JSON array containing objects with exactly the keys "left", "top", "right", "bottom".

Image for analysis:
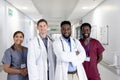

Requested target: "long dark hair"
[{"left": 11, "top": 31, "right": 24, "bottom": 51}]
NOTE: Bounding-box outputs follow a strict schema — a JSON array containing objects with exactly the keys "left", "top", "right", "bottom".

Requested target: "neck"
[
  {"left": 14, "top": 44, "right": 22, "bottom": 51},
  {"left": 84, "top": 38, "right": 90, "bottom": 45},
  {"left": 62, "top": 35, "right": 70, "bottom": 40},
  {"left": 39, "top": 33, "right": 47, "bottom": 38}
]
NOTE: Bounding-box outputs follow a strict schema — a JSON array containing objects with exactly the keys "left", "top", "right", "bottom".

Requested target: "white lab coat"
[
  {"left": 27, "top": 34, "right": 56, "bottom": 80},
  {"left": 53, "top": 36, "right": 87, "bottom": 80}
]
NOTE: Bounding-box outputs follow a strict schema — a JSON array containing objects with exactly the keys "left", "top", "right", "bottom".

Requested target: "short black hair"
[
  {"left": 80, "top": 23, "right": 92, "bottom": 31},
  {"left": 37, "top": 19, "right": 48, "bottom": 26},
  {"left": 60, "top": 21, "right": 71, "bottom": 27}
]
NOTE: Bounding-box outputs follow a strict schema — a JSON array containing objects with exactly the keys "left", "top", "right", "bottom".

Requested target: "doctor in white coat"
[
  {"left": 53, "top": 21, "right": 87, "bottom": 80},
  {"left": 27, "top": 19, "right": 56, "bottom": 80}
]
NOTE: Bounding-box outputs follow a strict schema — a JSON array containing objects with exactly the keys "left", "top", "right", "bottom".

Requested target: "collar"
[{"left": 61, "top": 36, "right": 71, "bottom": 43}]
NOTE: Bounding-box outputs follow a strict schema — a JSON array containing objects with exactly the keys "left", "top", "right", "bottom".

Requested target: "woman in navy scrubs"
[{"left": 2, "top": 31, "right": 28, "bottom": 80}]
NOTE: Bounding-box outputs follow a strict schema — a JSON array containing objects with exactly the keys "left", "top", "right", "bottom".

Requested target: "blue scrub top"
[{"left": 2, "top": 46, "right": 28, "bottom": 80}]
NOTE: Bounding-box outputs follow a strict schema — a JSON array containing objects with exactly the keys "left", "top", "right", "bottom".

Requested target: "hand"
[
  {"left": 76, "top": 51, "right": 80, "bottom": 55},
  {"left": 20, "top": 68, "right": 28, "bottom": 76}
]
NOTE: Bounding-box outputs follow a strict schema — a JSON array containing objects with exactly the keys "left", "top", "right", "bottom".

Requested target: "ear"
[
  {"left": 61, "top": 28, "right": 62, "bottom": 32},
  {"left": 36, "top": 26, "right": 39, "bottom": 30}
]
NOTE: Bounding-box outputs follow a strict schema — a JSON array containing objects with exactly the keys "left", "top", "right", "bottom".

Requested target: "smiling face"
[
  {"left": 81, "top": 26, "right": 91, "bottom": 39},
  {"left": 13, "top": 33, "right": 24, "bottom": 46},
  {"left": 61, "top": 24, "right": 71, "bottom": 39},
  {"left": 37, "top": 21, "right": 48, "bottom": 35}
]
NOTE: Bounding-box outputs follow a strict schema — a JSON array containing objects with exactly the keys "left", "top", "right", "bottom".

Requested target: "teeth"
[{"left": 85, "top": 34, "right": 88, "bottom": 36}]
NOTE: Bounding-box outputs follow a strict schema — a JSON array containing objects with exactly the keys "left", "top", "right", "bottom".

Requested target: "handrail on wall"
[{"left": 108, "top": 52, "right": 120, "bottom": 75}]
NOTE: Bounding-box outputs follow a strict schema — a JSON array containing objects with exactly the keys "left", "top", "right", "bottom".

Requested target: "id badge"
[
  {"left": 21, "top": 64, "right": 26, "bottom": 69},
  {"left": 85, "top": 57, "right": 90, "bottom": 62}
]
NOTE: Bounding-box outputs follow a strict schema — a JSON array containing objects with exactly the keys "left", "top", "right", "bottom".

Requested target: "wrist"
[{"left": 17, "top": 69, "right": 21, "bottom": 74}]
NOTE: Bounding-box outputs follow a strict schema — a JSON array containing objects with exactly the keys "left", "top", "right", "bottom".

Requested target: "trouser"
[
  {"left": 68, "top": 73, "right": 79, "bottom": 80},
  {"left": 48, "top": 71, "right": 49, "bottom": 80}
]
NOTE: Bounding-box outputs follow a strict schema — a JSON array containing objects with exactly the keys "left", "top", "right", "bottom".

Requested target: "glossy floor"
[{"left": 0, "top": 64, "right": 120, "bottom": 80}]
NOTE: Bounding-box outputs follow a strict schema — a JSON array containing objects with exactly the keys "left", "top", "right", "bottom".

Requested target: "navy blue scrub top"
[{"left": 2, "top": 46, "right": 28, "bottom": 80}]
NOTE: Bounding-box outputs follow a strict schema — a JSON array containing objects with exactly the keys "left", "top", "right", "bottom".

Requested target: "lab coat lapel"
[
  {"left": 46, "top": 37, "right": 56, "bottom": 80},
  {"left": 60, "top": 37, "right": 70, "bottom": 52},
  {"left": 70, "top": 37, "right": 76, "bottom": 52},
  {"left": 37, "top": 35, "right": 47, "bottom": 61}
]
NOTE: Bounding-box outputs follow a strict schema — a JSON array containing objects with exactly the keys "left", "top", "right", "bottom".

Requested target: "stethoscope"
[
  {"left": 60, "top": 37, "right": 76, "bottom": 52},
  {"left": 37, "top": 35, "right": 53, "bottom": 49},
  {"left": 37, "top": 37, "right": 41, "bottom": 48}
]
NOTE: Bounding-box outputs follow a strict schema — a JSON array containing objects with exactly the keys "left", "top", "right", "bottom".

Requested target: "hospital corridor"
[{"left": 0, "top": 0, "right": 120, "bottom": 80}]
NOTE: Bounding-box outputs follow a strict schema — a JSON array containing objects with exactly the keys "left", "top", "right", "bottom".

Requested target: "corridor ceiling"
[{"left": 7, "top": 0, "right": 105, "bottom": 26}]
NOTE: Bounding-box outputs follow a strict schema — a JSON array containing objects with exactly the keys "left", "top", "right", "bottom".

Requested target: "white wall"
[
  {"left": 80, "top": 0, "right": 120, "bottom": 64},
  {"left": 0, "top": 0, "right": 6, "bottom": 63},
  {"left": 0, "top": 0, "right": 36, "bottom": 62},
  {"left": 5, "top": 2, "right": 36, "bottom": 47}
]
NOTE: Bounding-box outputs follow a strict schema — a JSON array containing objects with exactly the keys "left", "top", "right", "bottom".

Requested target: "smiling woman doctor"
[
  {"left": 53, "top": 21, "right": 87, "bottom": 80},
  {"left": 27, "top": 19, "right": 56, "bottom": 80}
]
